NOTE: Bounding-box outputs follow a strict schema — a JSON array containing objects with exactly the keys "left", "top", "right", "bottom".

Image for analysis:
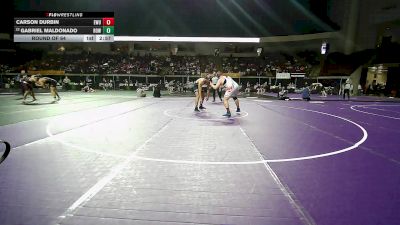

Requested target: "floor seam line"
[{"left": 239, "top": 126, "right": 316, "bottom": 225}]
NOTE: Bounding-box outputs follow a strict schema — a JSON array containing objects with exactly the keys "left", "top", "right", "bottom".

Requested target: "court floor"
[{"left": 0, "top": 91, "right": 399, "bottom": 225}]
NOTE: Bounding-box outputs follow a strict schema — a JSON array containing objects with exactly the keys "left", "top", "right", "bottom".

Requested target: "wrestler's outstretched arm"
[{"left": 210, "top": 77, "right": 223, "bottom": 90}]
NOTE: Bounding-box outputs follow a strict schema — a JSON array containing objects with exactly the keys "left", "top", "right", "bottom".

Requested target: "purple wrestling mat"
[{"left": 0, "top": 96, "right": 399, "bottom": 225}]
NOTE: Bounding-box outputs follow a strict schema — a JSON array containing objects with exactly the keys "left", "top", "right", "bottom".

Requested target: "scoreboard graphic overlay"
[{"left": 14, "top": 12, "right": 114, "bottom": 42}]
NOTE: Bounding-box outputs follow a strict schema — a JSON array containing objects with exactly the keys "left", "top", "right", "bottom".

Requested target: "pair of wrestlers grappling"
[
  {"left": 194, "top": 72, "right": 240, "bottom": 117},
  {"left": 21, "top": 75, "right": 61, "bottom": 102}
]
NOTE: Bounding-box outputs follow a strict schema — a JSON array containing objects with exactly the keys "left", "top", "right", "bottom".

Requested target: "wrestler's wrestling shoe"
[{"left": 222, "top": 112, "right": 231, "bottom": 117}]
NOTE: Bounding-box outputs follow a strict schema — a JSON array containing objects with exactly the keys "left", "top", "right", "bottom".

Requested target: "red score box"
[{"left": 102, "top": 18, "right": 114, "bottom": 26}]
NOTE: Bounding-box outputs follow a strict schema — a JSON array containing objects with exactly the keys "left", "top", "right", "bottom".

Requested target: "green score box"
[{"left": 102, "top": 26, "right": 114, "bottom": 34}]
